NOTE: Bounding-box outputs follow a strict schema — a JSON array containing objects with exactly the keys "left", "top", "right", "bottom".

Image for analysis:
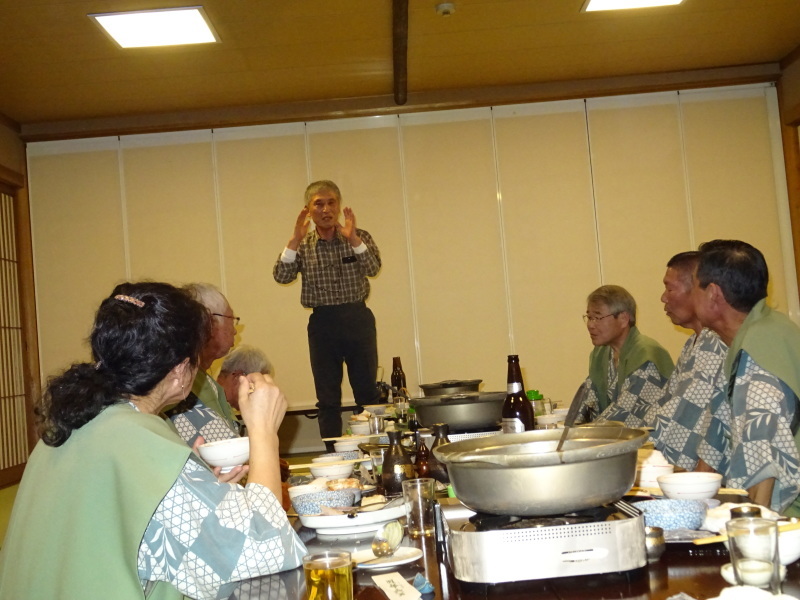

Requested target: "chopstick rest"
[{"left": 692, "top": 520, "right": 800, "bottom": 545}]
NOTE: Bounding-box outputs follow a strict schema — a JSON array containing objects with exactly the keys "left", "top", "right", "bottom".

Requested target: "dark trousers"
[{"left": 308, "top": 302, "right": 380, "bottom": 443}]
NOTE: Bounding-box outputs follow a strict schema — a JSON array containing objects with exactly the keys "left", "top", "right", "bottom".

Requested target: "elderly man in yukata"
[
  {"left": 693, "top": 239, "right": 800, "bottom": 514},
  {"left": 165, "top": 283, "right": 241, "bottom": 447},
  {"left": 575, "top": 284, "right": 674, "bottom": 427},
  {"left": 645, "top": 251, "right": 728, "bottom": 470}
]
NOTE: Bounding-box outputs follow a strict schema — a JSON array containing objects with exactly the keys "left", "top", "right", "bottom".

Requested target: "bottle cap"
[{"left": 526, "top": 389, "right": 543, "bottom": 401}]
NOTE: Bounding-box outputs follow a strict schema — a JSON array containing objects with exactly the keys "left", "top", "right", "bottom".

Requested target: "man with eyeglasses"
[
  {"left": 692, "top": 240, "right": 800, "bottom": 514},
  {"left": 274, "top": 180, "right": 382, "bottom": 448},
  {"left": 165, "top": 283, "right": 242, "bottom": 449},
  {"left": 574, "top": 284, "right": 673, "bottom": 427},
  {"left": 645, "top": 251, "right": 728, "bottom": 471}
]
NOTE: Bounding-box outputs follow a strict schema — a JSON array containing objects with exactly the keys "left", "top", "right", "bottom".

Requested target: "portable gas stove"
[{"left": 437, "top": 496, "right": 647, "bottom": 583}]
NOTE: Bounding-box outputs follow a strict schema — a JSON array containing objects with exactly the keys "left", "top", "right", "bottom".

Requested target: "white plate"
[
  {"left": 298, "top": 502, "right": 406, "bottom": 535},
  {"left": 352, "top": 547, "right": 423, "bottom": 569}
]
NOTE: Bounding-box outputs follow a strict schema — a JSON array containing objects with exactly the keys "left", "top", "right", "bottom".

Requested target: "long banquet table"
[{"left": 223, "top": 519, "right": 800, "bottom": 600}]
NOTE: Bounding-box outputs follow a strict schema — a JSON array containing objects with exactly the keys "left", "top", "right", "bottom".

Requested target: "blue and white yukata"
[{"left": 647, "top": 329, "right": 728, "bottom": 470}]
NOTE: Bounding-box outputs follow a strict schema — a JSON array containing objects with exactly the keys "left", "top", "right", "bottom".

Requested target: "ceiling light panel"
[
  {"left": 90, "top": 7, "right": 218, "bottom": 48},
  {"left": 583, "top": 0, "right": 684, "bottom": 11}
]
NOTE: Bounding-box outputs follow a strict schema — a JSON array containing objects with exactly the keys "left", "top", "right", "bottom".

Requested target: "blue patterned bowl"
[
  {"left": 635, "top": 499, "right": 707, "bottom": 530},
  {"left": 291, "top": 490, "right": 356, "bottom": 516}
]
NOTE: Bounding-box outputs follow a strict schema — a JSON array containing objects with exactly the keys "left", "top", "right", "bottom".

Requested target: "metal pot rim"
[
  {"left": 410, "top": 391, "right": 504, "bottom": 406},
  {"left": 434, "top": 426, "right": 648, "bottom": 468}
]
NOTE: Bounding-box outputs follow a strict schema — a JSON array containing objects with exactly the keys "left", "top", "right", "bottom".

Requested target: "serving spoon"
[{"left": 357, "top": 520, "right": 404, "bottom": 566}]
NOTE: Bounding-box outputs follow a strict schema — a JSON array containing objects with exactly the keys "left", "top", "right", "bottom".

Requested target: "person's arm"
[
  {"left": 695, "top": 458, "right": 716, "bottom": 473},
  {"left": 749, "top": 477, "right": 775, "bottom": 507},
  {"left": 273, "top": 207, "right": 308, "bottom": 283},
  {"left": 237, "top": 373, "right": 285, "bottom": 500}
]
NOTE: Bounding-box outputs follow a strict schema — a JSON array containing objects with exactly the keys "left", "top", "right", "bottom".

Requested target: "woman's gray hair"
[
  {"left": 304, "top": 180, "right": 342, "bottom": 206},
  {"left": 183, "top": 283, "right": 228, "bottom": 314},
  {"left": 220, "top": 344, "right": 273, "bottom": 375},
  {"left": 587, "top": 284, "right": 637, "bottom": 326}
]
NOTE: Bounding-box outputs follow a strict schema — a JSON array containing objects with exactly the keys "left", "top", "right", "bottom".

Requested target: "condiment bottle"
[
  {"left": 502, "top": 355, "right": 534, "bottom": 433},
  {"left": 382, "top": 430, "right": 414, "bottom": 496},
  {"left": 414, "top": 430, "right": 431, "bottom": 477},
  {"left": 527, "top": 389, "right": 545, "bottom": 417},
  {"left": 407, "top": 406, "right": 420, "bottom": 431},
  {"left": 427, "top": 423, "right": 451, "bottom": 484}
]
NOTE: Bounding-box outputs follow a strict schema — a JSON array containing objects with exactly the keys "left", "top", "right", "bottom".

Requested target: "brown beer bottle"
[
  {"left": 382, "top": 430, "right": 414, "bottom": 496},
  {"left": 501, "top": 355, "right": 534, "bottom": 433},
  {"left": 391, "top": 356, "right": 407, "bottom": 393},
  {"left": 414, "top": 430, "right": 431, "bottom": 477}
]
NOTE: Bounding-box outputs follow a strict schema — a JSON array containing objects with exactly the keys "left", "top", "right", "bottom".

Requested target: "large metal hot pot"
[
  {"left": 433, "top": 426, "right": 648, "bottom": 516},
  {"left": 409, "top": 391, "right": 505, "bottom": 430}
]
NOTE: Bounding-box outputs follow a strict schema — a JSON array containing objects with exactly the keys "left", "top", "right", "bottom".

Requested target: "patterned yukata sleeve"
[
  {"left": 573, "top": 379, "right": 599, "bottom": 424},
  {"left": 725, "top": 352, "right": 800, "bottom": 513},
  {"left": 139, "top": 457, "right": 307, "bottom": 600},
  {"left": 170, "top": 404, "right": 239, "bottom": 447},
  {"left": 597, "top": 362, "right": 668, "bottom": 429},
  {"left": 651, "top": 331, "right": 727, "bottom": 471}
]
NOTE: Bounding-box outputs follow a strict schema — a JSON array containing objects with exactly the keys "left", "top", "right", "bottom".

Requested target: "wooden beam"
[
  {"left": 19, "top": 62, "right": 781, "bottom": 142},
  {"left": 393, "top": 0, "right": 408, "bottom": 106}
]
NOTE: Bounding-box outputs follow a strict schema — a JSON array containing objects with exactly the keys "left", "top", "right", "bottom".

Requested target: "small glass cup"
[
  {"left": 402, "top": 477, "right": 436, "bottom": 537},
  {"left": 726, "top": 517, "right": 782, "bottom": 594},
  {"left": 369, "top": 448, "right": 388, "bottom": 492},
  {"left": 303, "top": 550, "right": 353, "bottom": 600}
]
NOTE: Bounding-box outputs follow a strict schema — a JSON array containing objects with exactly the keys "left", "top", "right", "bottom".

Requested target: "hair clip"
[
  {"left": 115, "top": 294, "right": 145, "bottom": 308},
  {"left": 94, "top": 360, "right": 102, "bottom": 370}
]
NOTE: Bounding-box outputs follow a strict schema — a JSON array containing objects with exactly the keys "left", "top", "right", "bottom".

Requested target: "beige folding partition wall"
[{"left": 27, "top": 83, "right": 797, "bottom": 451}]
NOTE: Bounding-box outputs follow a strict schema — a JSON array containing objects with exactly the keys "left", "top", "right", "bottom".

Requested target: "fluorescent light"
[
  {"left": 583, "top": 0, "right": 684, "bottom": 11},
  {"left": 89, "top": 7, "right": 218, "bottom": 48}
]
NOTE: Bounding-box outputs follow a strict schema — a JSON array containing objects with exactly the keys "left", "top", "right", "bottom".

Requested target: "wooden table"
[
  {"left": 223, "top": 520, "right": 800, "bottom": 599},
  {"left": 285, "top": 403, "right": 360, "bottom": 419}
]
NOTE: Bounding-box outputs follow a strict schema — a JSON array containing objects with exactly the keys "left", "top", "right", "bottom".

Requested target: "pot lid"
[
  {"left": 419, "top": 379, "right": 482, "bottom": 390},
  {"left": 410, "top": 391, "right": 505, "bottom": 406}
]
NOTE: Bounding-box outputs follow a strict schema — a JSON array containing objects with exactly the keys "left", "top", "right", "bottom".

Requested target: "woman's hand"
[
  {"left": 237, "top": 372, "right": 286, "bottom": 436},
  {"left": 191, "top": 435, "right": 251, "bottom": 484}
]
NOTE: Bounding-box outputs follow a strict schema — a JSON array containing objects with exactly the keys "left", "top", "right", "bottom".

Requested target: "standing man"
[
  {"left": 646, "top": 251, "right": 728, "bottom": 470},
  {"left": 274, "top": 180, "right": 381, "bottom": 446},
  {"left": 693, "top": 240, "right": 800, "bottom": 514},
  {"left": 167, "top": 283, "right": 240, "bottom": 446}
]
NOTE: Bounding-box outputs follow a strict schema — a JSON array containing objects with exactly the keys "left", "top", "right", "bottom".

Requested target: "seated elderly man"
[
  {"left": 166, "top": 283, "right": 240, "bottom": 447},
  {"left": 646, "top": 251, "right": 728, "bottom": 470},
  {"left": 575, "top": 284, "right": 674, "bottom": 427},
  {"left": 217, "top": 344, "right": 274, "bottom": 412},
  {"left": 693, "top": 240, "right": 800, "bottom": 514}
]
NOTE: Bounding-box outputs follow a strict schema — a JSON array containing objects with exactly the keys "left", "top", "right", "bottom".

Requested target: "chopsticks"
[
  {"left": 320, "top": 434, "right": 376, "bottom": 442},
  {"left": 692, "top": 520, "right": 800, "bottom": 545},
  {"left": 287, "top": 457, "right": 367, "bottom": 470}
]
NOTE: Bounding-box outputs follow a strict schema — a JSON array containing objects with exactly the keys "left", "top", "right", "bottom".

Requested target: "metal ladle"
[{"left": 555, "top": 383, "right": 587, "bottom": 454}]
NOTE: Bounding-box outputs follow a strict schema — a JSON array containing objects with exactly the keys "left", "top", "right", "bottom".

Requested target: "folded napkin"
[{"left": 372, "top": 573, "right": 420, "bottom": 600}]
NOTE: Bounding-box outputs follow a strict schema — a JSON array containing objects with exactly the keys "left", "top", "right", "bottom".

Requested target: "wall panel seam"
[
  {"left": 489, "top": 107, "right": 515, "bottom": 353},
  {"left": 676, "top": 91, "right": 696, "bottom": 250},
  {"left": 583, "top": 100, "right": 604, "bottom": 284},
  {"left": 395, "top": 115, "right": 423, "bottom": 383},
  {"left": 117, "top": 137, "right": 132, "bottom": 280}
]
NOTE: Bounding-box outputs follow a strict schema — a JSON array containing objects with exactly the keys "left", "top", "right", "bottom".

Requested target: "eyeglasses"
[
  {"left": 583, "top": 313, "right": 617, "bottom": 324},
  {"left": 212, "top": 313, "right": 241, "bottom": 325}
]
